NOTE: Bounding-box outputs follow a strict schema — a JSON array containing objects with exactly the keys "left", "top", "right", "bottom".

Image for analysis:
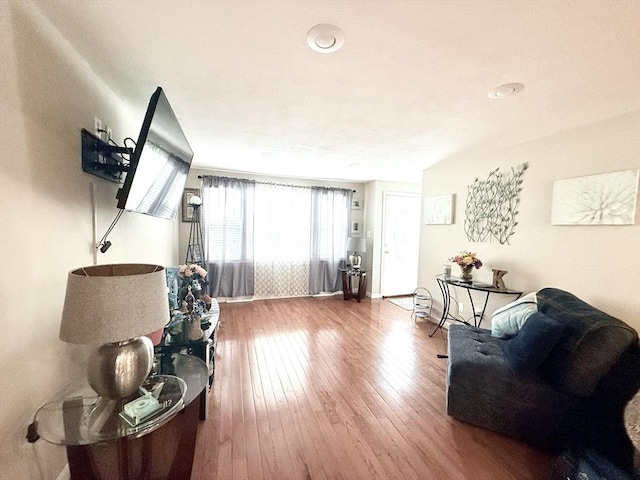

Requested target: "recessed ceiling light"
[
  {"left": 488, "top": 83, "right": 525, "bottom": 99},
  {"left": 306, "top": 24, "right": 344, "bottom": 54}
]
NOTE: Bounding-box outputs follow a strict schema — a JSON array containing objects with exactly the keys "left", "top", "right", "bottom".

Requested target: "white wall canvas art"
[
  {"left": 424, "top": 194, "right": 454, "bottom": 225},
  {"left": 551, "top": 169, "right": 639, "bottom": 225}
]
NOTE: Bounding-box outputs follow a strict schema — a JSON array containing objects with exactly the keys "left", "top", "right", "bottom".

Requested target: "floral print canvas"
[{"left": 551, "top": 169, "right": 639, "bottom": 225}]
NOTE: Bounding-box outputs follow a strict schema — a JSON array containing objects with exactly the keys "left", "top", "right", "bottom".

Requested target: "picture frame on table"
[
  {"left": 182, "top": 188, "right": 200, "bottom": 222},
  {"left": 165, "top": 267, "right": 180, "bottom": 310}
]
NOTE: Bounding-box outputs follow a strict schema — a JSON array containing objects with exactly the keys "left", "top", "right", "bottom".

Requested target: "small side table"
[
  {"left": 32, "top": 354, "right": 208, "bottom": 480},
  {"left": 340, "top": 268, "right": 368, "bottom": 302}
]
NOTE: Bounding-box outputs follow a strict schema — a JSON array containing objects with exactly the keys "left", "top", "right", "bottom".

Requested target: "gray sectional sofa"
[{"left": 446, "top": 287, "right": 640, "bottom": 473}]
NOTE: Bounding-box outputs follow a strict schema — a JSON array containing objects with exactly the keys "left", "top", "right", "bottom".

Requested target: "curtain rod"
[{"left": 197, "top": 175, "right": 356, "bottom": 193}]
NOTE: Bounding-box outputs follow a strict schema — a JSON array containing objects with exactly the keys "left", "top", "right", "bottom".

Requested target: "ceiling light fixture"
[
  {"left": 488, "top": 83, "right": 525, "bottom": 99},
  {"left": 306, "top": 24, "right": 344, "bottom": 53}
]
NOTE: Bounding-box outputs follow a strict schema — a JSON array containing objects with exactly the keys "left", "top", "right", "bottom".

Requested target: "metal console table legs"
[{"left": 430, "top": 275, "right": 522, "bottom": 337}]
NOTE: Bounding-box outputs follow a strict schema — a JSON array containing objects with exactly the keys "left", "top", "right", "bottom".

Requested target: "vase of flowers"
[
  {"left": 178, "top": 263, "right": 208, "bottom": 300},
  {"left": 450, "top": 251, "right": 482, "bottom": 282}
]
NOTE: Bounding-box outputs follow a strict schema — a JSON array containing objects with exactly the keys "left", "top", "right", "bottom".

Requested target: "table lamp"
[
  {"left": 347, "top": 237, "right": 367, "bottom": 269},
  {"left": 60, "top": 264, "right": 169, "bottom": 400}
]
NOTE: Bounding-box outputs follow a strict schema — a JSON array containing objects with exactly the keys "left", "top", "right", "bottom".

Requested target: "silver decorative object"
[
  {"left": 492, "top": 269, "right": 508, "bottom": 292},
  {"left": 87, "top": 337, "right": 154, "bottom": 399}
]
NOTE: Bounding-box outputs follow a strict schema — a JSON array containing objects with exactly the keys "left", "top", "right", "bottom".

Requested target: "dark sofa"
[{"left": 446, "top": 287, "right": 640, "bottom": 473}]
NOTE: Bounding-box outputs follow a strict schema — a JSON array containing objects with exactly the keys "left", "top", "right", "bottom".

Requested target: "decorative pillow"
[
  {"left": 491, "top": 292, "right": 538, "bottom": 338},
  {"left": 502, "top": 312, "right": 566, "bottom": 373}
]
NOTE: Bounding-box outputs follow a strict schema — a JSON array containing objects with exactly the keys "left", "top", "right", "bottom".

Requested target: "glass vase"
[{"left": 460, "top": 265, "right": 473, "bottom": 282}]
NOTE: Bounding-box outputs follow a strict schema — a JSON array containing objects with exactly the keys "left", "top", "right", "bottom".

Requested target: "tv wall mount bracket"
[{"left": 81, "top": 129, "right": 132, "bottom": 183}]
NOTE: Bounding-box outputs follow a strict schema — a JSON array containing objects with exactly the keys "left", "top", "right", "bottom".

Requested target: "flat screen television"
[{"left": 116, "top": 87, "right": 194, "bottom": 220}]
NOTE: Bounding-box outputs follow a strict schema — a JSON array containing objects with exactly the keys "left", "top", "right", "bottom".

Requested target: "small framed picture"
[
  {"left": 351, "top": 221, "right": 360, "bottom": 235},
  {"left": 351, "top": 199, "right": 363, "bottom": 210},
  {"left": 165, "top": 267, "right": 180, "bottom": 310},
  {"left": 182, "top": 188, "right": 200, "bottom": 222},
  {"left": 424, "top": 193, "right": 454, "bottom": 225}
]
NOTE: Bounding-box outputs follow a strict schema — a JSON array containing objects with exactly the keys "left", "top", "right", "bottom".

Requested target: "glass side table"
[
  {"left": 30, "top": 354, "right": 209, "bottom": 480},
  {"left": 34, "top": 375, "right": 186, "bottom": 445}
]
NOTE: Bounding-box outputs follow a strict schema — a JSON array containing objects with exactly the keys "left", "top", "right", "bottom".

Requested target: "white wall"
[
  {"left": 0, "top": 2, "right": 180, "bottom": 478},
  {"left": 418, "top": 111, "right": 640, "bottom": 331}
]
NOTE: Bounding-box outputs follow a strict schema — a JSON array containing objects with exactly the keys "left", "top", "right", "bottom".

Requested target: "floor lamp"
[{"left": 185, "top": 195, "right": 205, "bottom": 267}]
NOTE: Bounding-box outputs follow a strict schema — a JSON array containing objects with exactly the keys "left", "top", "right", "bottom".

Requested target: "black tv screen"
[{"left": 117, "top": 87, "right": 194, "bottom": 220}]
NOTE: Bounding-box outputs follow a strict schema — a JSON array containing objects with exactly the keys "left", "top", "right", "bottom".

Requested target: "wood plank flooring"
[{"left": 191, "top": 296, "right": 553, "bottom": 480}]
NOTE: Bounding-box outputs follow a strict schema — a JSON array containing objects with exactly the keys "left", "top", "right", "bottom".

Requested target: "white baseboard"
[
  {"left": 368, "top": 292, "right": 382, "bottom": 299},
  {"left": 56, "top": 464, "right": 70, "bottom": 480}
]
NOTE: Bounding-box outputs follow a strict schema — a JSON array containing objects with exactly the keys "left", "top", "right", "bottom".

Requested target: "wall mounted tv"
[{"left": 115, "top": 87, "right": 194, "bottom": 220}]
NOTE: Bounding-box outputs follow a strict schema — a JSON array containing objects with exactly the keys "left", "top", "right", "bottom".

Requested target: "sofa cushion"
[
  {"left": 537, "top": 288, "right": 638, "bottom": 397},
  {"left": 491, "top": 291, "right": 538, "bottom": 338},
  {"left": 502, "top": 312, "right": 566, "bottom": 373},
  {"left": 447, "top": 324, "right": 578, "bottom": 451}
]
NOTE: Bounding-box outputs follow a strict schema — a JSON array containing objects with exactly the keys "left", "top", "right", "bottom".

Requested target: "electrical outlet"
[
  {"left": 94, "top": 116, "right": 102, "bottom": 137},
  {"left": 105, "top": 125, "right": 112, "bottom": 142}
]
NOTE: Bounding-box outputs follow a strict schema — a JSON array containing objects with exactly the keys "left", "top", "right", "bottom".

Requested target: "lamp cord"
[{"left": 97, "top": 208, "right": 125, "bottom": 252}]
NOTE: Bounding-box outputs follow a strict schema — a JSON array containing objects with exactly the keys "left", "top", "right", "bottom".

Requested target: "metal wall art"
[
  {"left": 464, "top": 163, "right": 528, "bottom": 244},
  {"left": 551, "top": 169, "right": 639, "bottom": 225}
]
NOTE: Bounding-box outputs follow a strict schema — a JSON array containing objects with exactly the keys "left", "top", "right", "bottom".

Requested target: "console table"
[
  {"left": 340, "top": 268, "right": 368, "bottom": 302},
  {"left": 155, "top": 301, "right": 220, "bottom": 420},
  {"left": 431, "top": 274, "right": 522, "bottom": 337},
  {"left": 32, "top": 354, "right": 208, "bottom": 480}
]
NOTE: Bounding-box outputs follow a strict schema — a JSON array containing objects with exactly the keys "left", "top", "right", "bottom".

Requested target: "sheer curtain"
[
  {"left": 254, "top": 183, "right": 311, "bottom": 297},
  {"left": 201, "top": 176, "right": 255, "bottom": 297},
  {"left": 201, "top": 176, "right": 351, "bottom": 298},
  {"left": 309, "top": 187, "right": 352, "bottom": 294}
]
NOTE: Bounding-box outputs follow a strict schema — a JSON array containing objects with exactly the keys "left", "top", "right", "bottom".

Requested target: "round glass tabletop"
[{"left": 34, "top": 353, "right": 208, "bottom": 445}]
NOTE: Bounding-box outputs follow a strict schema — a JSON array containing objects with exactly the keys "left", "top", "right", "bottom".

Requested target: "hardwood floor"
[{"left": 191, "top": 296, "right": 553, "bottom": 480}]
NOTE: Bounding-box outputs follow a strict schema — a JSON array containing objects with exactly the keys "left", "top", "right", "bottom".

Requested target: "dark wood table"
[{"left": 340, "top": 268, "right": 368, "bottom": 302}]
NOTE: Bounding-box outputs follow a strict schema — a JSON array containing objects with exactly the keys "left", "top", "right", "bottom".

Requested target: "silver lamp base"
[
  {"left": 87, "top": 336, "right": 154, "bottom": 399},
  {"left": 349, "top": 252, "right": 362, "bottom": 269}
]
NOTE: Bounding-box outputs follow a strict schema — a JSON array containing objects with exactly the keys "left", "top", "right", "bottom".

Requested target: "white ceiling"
[{"left": 34, "top": 0, "right": 640, "bottom": 184}]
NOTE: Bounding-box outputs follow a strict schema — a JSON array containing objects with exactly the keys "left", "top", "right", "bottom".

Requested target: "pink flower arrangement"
[
  {"left": 179, "top": 264, "right": 207, "bottom": 278},
  {"left": 178, "top": 264, "right": 207, "bottom": 289},
  {"left": 450, "top": 251, "right": 483, "bottom": 269}
]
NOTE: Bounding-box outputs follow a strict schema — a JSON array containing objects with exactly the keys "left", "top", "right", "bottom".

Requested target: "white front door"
[{"left": 381, "top": 192, "right": 421, "bottom": 297}]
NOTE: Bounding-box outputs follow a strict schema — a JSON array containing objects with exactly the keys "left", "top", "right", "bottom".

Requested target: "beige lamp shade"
[
  {"left": 60, "top": 264, "right": 169, "bottom": 345},
  {"left": 347, "top": 237, "right": 366, "bottom": 253}
]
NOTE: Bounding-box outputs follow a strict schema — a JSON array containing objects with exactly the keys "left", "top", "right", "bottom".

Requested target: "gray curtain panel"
[
  {"left": 200, "top": 175, "right": 352, "bottom": 298},
  {"left": 309, "top": 186, "right": 352, "bottom": 294},
  {"left": 201, "top": 176, "right": 255, "bottom": 297}
]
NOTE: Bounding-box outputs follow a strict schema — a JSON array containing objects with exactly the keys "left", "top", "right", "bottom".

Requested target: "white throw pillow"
[{"left": 490, "top": 292, "right": 538, "bottom": 338}]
